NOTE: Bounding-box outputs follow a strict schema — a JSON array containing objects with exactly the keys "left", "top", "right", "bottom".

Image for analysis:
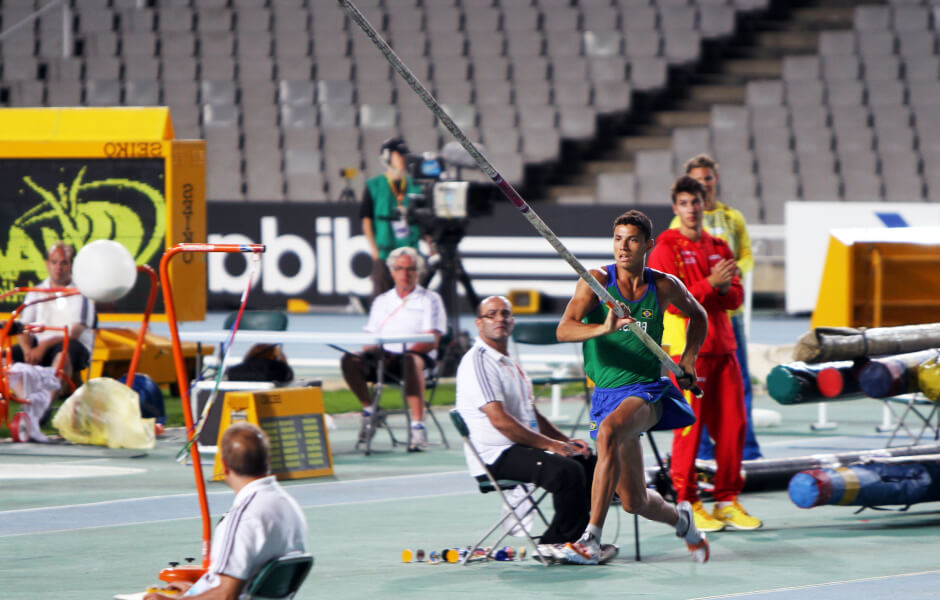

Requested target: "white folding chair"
[
  {"left": 449, "top": 409, "right": 552, "bottom": 565},
  {"left": 884, "top": 393, "right": 940, "bottom": 448}
]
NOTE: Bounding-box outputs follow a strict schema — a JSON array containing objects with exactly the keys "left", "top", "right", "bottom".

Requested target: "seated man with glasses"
[
  {"left": 456, "top": 295, "right": 597, "bottom": 558},
  {"left": 341, "top": 246, "right": 447, "bottom": 451}
]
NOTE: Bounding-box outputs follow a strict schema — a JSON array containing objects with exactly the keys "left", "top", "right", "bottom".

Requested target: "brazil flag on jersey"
[{"left": 582, "top": 266, "right": 665, "bottom": 388}]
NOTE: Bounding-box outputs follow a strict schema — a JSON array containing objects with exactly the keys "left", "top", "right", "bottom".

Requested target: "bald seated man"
[
  {"left": 455, "top": 295, "right": 596, "bottom": 557},
  {"left": 144, "top": 423, "right": 307, "bottom": 600}
]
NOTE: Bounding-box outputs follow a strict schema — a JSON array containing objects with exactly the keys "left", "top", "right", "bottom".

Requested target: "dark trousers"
[
  {"left": 11, "top": 341, "right": 90, "bottom": 371},
  {"left": 370, "top": 258, "right": 393, "bottom": 302},
  {"left": 487, "top": 445, "right": 596, "bottom": 545}
]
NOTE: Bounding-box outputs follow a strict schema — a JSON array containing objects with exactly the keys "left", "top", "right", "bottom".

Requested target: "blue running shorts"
[{"left": 588, "top": 377, "right": 696, "bottom": 439}]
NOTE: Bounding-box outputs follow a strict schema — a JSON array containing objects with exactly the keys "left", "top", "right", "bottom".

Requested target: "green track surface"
[{"left": 1, "top": 393, "right": 938, "bottom": 600}]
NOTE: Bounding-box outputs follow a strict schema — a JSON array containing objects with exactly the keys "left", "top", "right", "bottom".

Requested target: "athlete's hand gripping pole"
[{"left": 339, "top": 0, "right": 702, "bottom": 396}]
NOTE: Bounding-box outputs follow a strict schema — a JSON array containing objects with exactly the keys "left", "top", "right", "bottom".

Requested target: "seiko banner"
[{"left": 207, "top": 202, "right": 674, "bottom": 311}]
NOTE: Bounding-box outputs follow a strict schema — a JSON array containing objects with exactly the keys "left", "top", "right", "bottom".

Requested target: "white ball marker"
[{"left": 73, "top": 239, "right": 138, "bottom": 302}]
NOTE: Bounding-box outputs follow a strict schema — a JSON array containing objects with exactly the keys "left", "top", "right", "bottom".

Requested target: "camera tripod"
[
  {"left": 336, "top": 168, "right": 359, "bottom": 202},
  {"left": 336, "top": 183, "right": 357, "bottom": 203},
  {"left": 421, "top": 219, "right": 479, "bottom": 375}
]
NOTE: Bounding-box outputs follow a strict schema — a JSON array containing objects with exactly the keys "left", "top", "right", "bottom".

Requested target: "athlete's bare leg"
[
  {"left": 565, "top": 396, "right": 708, "bottom": 564},
  {"left": 587, "top": 395, "right": 668, "bottom": 529},
  {"left": 560, "top": 396, "right": 656, "bottom": 563},
  {"left": 615, "top": 433, "right": 678, "bottom": 527}
]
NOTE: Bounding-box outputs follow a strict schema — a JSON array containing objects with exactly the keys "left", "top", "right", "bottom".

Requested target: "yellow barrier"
[
  {"left": 812, "top": 228, "right": 940, "bottom": 328},
  {"left": 88, "top": 328, "right": 213, "bottom": 387}
]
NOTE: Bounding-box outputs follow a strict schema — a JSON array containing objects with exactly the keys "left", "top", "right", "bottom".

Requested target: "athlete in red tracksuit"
[{"left": 647, "top": 175, "right": 762, "bottom": 531}]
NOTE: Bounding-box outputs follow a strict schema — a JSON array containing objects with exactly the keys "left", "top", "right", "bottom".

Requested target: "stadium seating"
[
  {"left": 653, "top": 0, "right": 939, "bottom": 223},
  {"left": 0, "top": 0, "right": 770, "bottom": 202},
  {"left": 13, "top": 0, "right": 937, "bottom": 218}
]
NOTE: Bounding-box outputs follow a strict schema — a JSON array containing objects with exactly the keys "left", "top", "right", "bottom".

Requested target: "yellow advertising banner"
[{"left": 0, "top": 107, "right": 205, "bottom": 321}]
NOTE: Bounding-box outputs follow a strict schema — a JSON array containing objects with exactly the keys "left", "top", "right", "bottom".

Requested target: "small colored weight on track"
[
  {"left": 401, "top": 549, "right": 413, "bottom": 563},
  {"left": 415, "top": 549, "right": 426, "bottom": 562},
  {"left": 444, "top": 549, "right": 459, "bottom": 563},
  {"left": 428, "top": 551, "right": 441, "bottom": 564}
]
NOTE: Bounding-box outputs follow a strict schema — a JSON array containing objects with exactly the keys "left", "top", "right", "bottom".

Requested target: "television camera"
[
  {"left": 400, "top": 143, "right": 498, "bottom": 374},
  {"left": 402, "top": 148, "right": 495, "bottom": 241}
]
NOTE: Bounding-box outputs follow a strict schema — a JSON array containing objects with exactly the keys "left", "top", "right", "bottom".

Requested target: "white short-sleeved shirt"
[
  {"left": 455, "top": 338, "right": 537, "bottom": 476},
  {"left": 186, "top": 476, "right": 307, "bottom": 597},
  {"left": 20, "top": 278, "right": 96, "bottom": 352},
  {"left": 365, "top": 285, "right": 447, "bottom": 356}
]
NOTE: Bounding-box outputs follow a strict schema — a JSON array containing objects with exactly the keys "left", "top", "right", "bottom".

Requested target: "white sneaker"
[
  {"left": 562, "top": 532, "right": 600, "bottom": 565},
  {"left": 357, "top": 409, "right": 379, "bottom": 444},
  {"left": 535, "top": 543, "right": 568, "bottom": 563},
  {"left": 408, "top": 423, "right": 428, "bottom": 451},
  {"left": 676, "top": 501, "right": 710, "bottom": 564}
]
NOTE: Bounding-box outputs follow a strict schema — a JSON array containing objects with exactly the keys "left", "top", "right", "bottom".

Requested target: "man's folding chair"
[
  {"left": 510, "top": 320, "right": 591, "bottom": 437},
  {"left": 222, "top": 310, "right": 289, "bottom": 332},
  {"left": 243, "top": 553, "right": 313, "bottom": 600},
  {"left": 884, "top": 393, "right": 940, "bottom": 448},
  {"left": 449, "top": 409, "right": 552, "bottom": 565},
  {"left": 357, "top": 350, "right": 449, "bottom": 454}
]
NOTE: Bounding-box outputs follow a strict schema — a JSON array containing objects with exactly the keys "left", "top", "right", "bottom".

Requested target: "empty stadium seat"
[
  {"left": 593, "top": 80, "right": 631, "bottom": 113},
  {"left": 47, "top": 81, "right": 82, "bottom": 106},
  {"left": 203, "top": 103, "right": 239, "bottom": 128},
  {"left": 558, "top": 105, "right": 597, "bottom": 140},
  {"left": 316, "top": 80, "right": 354, "bottom": 105},
  {"left": 636, "top": 173, "right": 674, "bottom": 205},
  {"left": 85, "top": 80, "right": 122, "bottom": 106},
  {"left": 521, "top": 128, "right": 560, "bottom": 163},
  {"left": 747, "top": 80, "right": 784, "bottom": 106},
  {"left": 320, "top": 103, "right": 357, "bottom": 129},
  {"left": 244, "top": 134, "right": 284, "bottom": 201},
  {"left": 821, "top": 55, "right": 860, "bottom": 80},
  {"left": 624, "top": 30, "right": 662, "bottom": 58},
  {"left": 597, "top": 172, "right": 635, "bottom": 204},
  {"left": 201, "top": 80, "right": 237, "bottom": 106},
  {"left": 663, "top": 30, "right": 702, "bottom": 64},
  {"left": 672, "top": 127, "right": 711, "bottom": 163},
  {"left": 124, "top": 80, "right": 160, "bottom": 106},
  {"left": 629, "top": 57, "right": 667, "bottom": 90},
  {"left": 782, "top": 56, "right": 820, "bottom": 81}
]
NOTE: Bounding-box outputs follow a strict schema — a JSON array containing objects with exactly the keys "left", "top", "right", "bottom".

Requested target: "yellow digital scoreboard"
[
  {"left": 0, "top": 107, "right": 206, "bottom": 321},
  {"left": 212, "top": 385, "right": 335, "bottom": 481}
]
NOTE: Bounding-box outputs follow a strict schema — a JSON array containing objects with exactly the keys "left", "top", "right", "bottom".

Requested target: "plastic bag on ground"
[{"left": 52, "top": 377, "right": 155, "bottom": 449}]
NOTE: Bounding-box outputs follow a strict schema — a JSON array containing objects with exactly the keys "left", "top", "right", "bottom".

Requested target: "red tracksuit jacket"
[{"left": 648, "top": 228, "right": 743, "bottom": 355}]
